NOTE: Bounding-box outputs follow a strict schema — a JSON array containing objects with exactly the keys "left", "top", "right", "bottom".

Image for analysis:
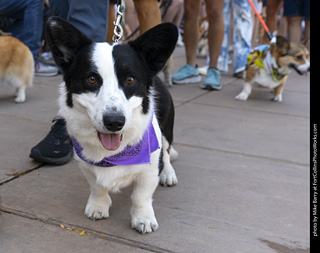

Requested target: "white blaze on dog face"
[{"left": 71, "top": 43, "right": 144, "bottom": 136}]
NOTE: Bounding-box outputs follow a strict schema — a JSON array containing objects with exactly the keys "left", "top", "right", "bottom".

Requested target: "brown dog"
[
  {"left": 0, "top": 32, "right": 34, "bottom": 103},
  {"left": 235, "top": 36, "right": 310, "bottom": 102}
]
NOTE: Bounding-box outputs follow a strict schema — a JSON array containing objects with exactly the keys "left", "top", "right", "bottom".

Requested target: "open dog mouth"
[
  {"left": 290, "top": 64, "right": 309, "bottom": 76},
  {"left": 98, "top": 132, "right": 123, "bottom": 151}
]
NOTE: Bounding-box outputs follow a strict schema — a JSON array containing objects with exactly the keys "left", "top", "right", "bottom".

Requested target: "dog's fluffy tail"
[{"left": 169, "top": 145, "right": 179, "bottom": 162}]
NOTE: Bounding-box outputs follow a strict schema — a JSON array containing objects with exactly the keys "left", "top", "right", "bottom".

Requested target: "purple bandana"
[{"left": 71, "top": 119, "right": 160, "bottom": 167}]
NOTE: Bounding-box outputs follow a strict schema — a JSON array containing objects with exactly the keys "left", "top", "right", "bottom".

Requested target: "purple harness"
[{"left": 71, "top": 118, "right": 160, "bottom": 167}]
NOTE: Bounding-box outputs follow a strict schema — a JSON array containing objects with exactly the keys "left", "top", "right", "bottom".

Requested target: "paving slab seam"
[
  {"left": 0, "top": 163, "right": 45, "bottom": 186},
  {"left": 174, "top": 142, "right": 309, "bottom": 167},
  {"left": 0, "top": 207, "right": 177, "bottom": 253},
  {"left": 0, "top": 112, "right": 53, "bottom": 125},
  {"left": 158, "top": 206, "right": 309, "bottom": 250},
  {"left": 187, "top": 101, "right": 309, "bottom": 120},
  {"left": 173, "top": 77, "right": 237, "bottom": 109}
]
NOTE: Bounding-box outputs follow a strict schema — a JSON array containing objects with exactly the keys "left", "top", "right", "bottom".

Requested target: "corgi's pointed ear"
[
  {"left": 46, "top": 16, "right": 92, "bottom": 71},
  {"left": 276, "top": 35, "right": 290, "bottom": 55},
  {"left": 129, "top": 23, "right": 178, "bottom": 74}
]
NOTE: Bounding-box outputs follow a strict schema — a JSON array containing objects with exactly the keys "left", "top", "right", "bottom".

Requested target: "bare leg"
[
  {"left": 304, "top": 19, "right": 310, "bottom": 51},
  {"left": 262, "top": 0, "right": 283, "bottom": 44},
  {"left": 106, "top": 2, "right": 116, "bottom": 42},
  {"left": 287, "top": 16, "right": 302, "bottom": 44},
  {"left": 125, "top": 0, "right": 140, "bottom": 40},
  {"left": 134, "top": 0, "right": 161, "bottom": 34},
  {"left": 205, "top": 0, "right": 224, "bottom": 69},
  {"left": 162, "top": 0, "right": 184, "bottom": 26},
  {"left": 184, "top": 0, "right": 201, "bottom": 67}
]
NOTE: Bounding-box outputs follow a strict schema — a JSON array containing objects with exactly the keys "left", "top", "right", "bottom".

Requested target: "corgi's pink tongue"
[{"left": 99, "top": 133, "right": 121, "bottom": 151}]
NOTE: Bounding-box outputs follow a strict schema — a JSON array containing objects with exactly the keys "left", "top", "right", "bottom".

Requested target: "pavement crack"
[
  {"left": 0, "top": 163, "right": 45, "bottom": 186},
  {"left": 0, "top": 207, "right": 176, "bottom": 253}
]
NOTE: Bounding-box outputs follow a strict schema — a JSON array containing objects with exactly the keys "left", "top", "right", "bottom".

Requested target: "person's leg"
[
  {"left": 251, "top": 0, "right": 263, "bottom": 47},
  {"left": 262, "top": 0, "right": 282, "bottom": 44},
  {"left": 184, "top": 0, "right": 201, "bottom": 67},
  {"left": 233, "top": 0, "right": 252, "bottom": 75},
  {"left": 205, "top": 0, "right": 224, "bottom": 69},
  {"left": 134, "top": 0, "right": 161, "bottom": 34},
  {"left": 217, "top": 0, "right": 231, "bottom": 73},
  {"left": 162, "top": 0, "right": 184, "bottom": 26},
  {"left": 283, "top": 0, "right": 306, "bottom": 44},
  {"left": 171, "top": 0, "right": 202, "bottom": 84},
  {"left": 302, "top": 0, "right": 310, "bottom": 51},
  {"left": 107, "top": 1, "right": 116, "bottom": 42},
  {"left": 304, "top": 18, "right": 310, "bottom": 51},
  {"left": 124, "top": 0, "right": 140, "bottom": 40},
  {"left": 67, "top": 0, "right": 109, "bottom": 42},
  {"left": 286, "top": 15, "right": 302, "bottom": 43},
  {"left": 201, "top": 0, "right": 224, "bottom": 90},
  {"left": 49, "top": 0, "right": 69, "bottom": 19},
  {"left": 0, "top": 0, "right": 43, "bottom": 63}
]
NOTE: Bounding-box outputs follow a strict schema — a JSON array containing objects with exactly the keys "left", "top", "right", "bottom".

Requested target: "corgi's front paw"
[
  {"left": 131, "top": 206, "right": 159, "bottom": 234},
  {"left": 235, "top": 92, "right": 249, "bottom": 101},
  {"left": 85, "top": 194, "right": 111, "bottom": 220}
]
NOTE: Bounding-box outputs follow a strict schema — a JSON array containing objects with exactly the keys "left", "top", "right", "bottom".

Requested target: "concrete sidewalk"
[{"left": 0, "top": 46, "right": 310, "bottom": 253}]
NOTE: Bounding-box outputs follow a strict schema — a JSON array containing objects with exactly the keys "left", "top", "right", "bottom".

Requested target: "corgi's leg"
[
  {"left": 272, "top": 81, "right": 285, "bottom": 102},
  {"left": 235, "top": 82, "right": 252, "bottom": 101},
  {"left": 80, "top": 166, "right": 111, "bottom": 220},
  {"left": 130, "top": 163, "right": 159, "bottom": 234},
  {"left": 15, "top": 86, "right": 26, "bottom": 103},
  {"left": 159, "top": 136, "right": 178, "bottom": 186}
]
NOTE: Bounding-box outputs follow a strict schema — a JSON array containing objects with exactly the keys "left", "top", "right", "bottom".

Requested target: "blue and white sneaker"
[
  {"left": 200, "top": 67, "right": 222, "bottom": 90},
  {"left": 172, "top": 64, "right": 201, "bottom": 84}
]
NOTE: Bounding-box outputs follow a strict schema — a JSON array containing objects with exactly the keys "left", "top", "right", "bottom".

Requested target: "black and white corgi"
[{"left": 46, "top": 17, "right": 179, "bottom": 234}]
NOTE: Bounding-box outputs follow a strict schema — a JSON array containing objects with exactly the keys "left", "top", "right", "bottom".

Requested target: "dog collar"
[
  {"left": 265, "top": 51, "right": 287, "bottom": 82},
  {"left": 71, "top": 116, "right": 160, "bottom": 167}
]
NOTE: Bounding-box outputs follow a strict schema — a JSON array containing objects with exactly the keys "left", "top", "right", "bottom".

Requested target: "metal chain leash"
[{"left": 112, "top": 0, "right": 125, "bottom": 43}]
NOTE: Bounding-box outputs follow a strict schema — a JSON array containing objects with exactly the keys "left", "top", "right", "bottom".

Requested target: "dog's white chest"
[
  {"left": 253, "top": 69, "right": 282, "bottom": 89},
  {"left": 77, "top": 150, "right": 159, "bottom": 193}
]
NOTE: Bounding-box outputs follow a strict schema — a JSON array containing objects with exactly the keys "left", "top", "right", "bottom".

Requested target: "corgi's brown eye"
[
  {"left": 88, "top": 76, "right": 97, "bottom": 84},
  {"left": 127, "top": 77, "right": 135, "bottom": 84},
  {"left": 296, "top": 55, "right": 303, "bottom": 60}
]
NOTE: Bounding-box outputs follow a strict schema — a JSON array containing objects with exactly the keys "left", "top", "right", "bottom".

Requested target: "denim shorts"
[{"left": 283, "top": 0, "right": 310, "bottom": 19}]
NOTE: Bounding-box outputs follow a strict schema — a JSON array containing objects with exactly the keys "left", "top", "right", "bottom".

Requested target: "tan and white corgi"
[
  {"left": 0, "top": 32, "right": 34, "bottom": 103},
  {"left": 235, "top": 36, "right": 309, "bottom": 102}
]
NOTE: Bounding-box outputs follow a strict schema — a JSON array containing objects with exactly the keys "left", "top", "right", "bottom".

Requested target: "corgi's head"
[
  {"left": 270, "top": 36, "right": 310, "bottom": 75},
  {"left": 45, "top": 17, "right": 178, "bottom": 155}
]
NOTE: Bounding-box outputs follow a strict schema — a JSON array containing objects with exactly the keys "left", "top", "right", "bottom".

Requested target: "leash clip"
[{"left": 112, "top": 3, "right": 125, "bottom": 43}]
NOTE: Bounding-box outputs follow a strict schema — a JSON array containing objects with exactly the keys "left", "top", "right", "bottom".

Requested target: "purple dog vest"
[{"left": 71, "top": 119, "right": 160, "bottom": 167}]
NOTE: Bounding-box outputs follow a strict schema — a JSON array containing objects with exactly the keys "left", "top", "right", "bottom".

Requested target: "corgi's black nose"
[{"left": 103, "top": 114, "right": 125, "bottom": 132}]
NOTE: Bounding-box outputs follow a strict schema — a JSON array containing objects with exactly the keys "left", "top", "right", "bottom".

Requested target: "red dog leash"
[{"left": 248, "top": 0, "right": 273, "bottom": 41}]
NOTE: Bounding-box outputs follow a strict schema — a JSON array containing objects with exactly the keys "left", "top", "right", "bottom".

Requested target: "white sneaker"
[{"left": 35, "top": 62, "right": 58, "bottom": 76}]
